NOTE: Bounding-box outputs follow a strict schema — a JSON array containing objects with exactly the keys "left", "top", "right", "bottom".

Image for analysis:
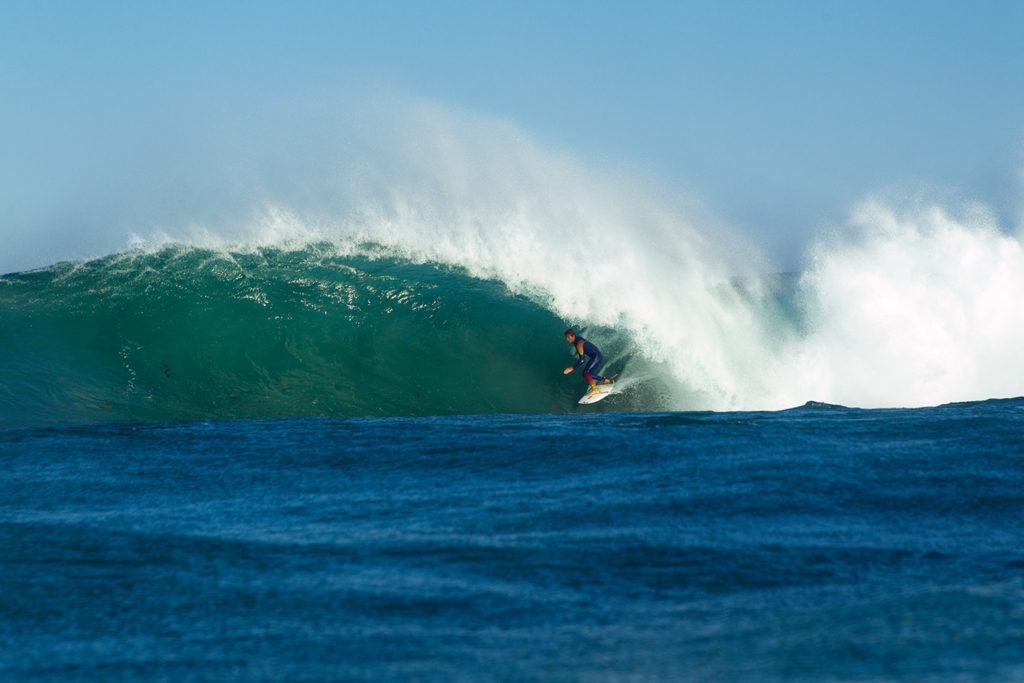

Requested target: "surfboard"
[{"left": 578, "top": 381, "right": 616, "bottom": 405}]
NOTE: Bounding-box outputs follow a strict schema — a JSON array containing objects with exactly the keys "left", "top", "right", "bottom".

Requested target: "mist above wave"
[{"left": 11, "top": 93, "right": 1024, "bottom": 410}]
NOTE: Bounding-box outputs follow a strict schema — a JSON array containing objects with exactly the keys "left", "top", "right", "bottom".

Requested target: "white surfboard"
[{"left": 578, "top": 382, "right": 616, "bottom": 405}]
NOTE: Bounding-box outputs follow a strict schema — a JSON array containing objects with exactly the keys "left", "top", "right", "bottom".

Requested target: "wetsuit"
[{"left": 570, "top": 337, "right": 605, "bottom": 387}]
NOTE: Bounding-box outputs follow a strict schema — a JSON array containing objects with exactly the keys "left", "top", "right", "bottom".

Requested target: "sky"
[{"left": 2, "top": 0, "right": 1024, "bottom": 273}]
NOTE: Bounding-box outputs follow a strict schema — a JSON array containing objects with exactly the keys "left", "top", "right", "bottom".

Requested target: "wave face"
[{"left": 0, "top": 245, "right": 679, "bottom": 427}]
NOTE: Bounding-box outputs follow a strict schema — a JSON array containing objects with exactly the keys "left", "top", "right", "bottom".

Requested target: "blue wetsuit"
[{"left": 571, "top": 337, "right": 605, "bottom": 386}]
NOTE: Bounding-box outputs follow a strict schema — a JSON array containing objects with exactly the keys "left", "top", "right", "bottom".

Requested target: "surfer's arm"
[
  {"left": 572, "top": 341, "right": 587, "bottom": 369},
  {"left": 564, "top": 341, "right": 586, "bottom": 373}
]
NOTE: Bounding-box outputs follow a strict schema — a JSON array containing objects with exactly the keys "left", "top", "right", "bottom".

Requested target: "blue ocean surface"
[{"left": 3, "top": 401, "right": 1024, "bottom": 681}]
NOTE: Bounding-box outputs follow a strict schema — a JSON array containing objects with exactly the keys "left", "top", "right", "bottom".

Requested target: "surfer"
[{"left": 563, "top": 329, "right": 612, "bottom": 397}]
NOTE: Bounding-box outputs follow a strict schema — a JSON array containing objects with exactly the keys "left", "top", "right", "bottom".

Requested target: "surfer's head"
[{"left": 564, "top": 329, "right": 576, "bottom": 343}]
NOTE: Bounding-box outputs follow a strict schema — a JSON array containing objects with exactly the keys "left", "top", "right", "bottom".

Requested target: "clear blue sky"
[{"left": 3, "top": 0, "right": 1023, "bottom": 272}]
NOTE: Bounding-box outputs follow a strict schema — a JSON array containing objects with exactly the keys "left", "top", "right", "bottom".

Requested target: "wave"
[
  {"left": 3, "top": 100, "right": 1023, "bottom": 425},
  {"left": 3, "top": 197, "right": 1023, "bottom": 429}
]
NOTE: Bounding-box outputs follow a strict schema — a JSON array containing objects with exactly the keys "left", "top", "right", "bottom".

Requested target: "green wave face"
[{"left": 2, "top": 245, "right": 648, "bottom": 427}]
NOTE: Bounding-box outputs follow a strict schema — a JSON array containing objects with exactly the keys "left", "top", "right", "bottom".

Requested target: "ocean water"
[
  {"left": 3, "top": 401, "right": 1023, "bottom": 681},
  {"left": 3, "top": 191, "right": 1024, "bottom": 679}
]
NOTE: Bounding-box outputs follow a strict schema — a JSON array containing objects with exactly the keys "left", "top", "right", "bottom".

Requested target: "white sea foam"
[{"left": 787, "top": 200, "right": 1024, "bottom": 408}]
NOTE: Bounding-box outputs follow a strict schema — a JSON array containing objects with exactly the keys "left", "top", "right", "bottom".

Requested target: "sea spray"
[
  {"left": 235, "top": 101, "right": 1024, "bottom": 410},
  {"left": 3, "top": 98, "right": 1023, "bottom": 419}
]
